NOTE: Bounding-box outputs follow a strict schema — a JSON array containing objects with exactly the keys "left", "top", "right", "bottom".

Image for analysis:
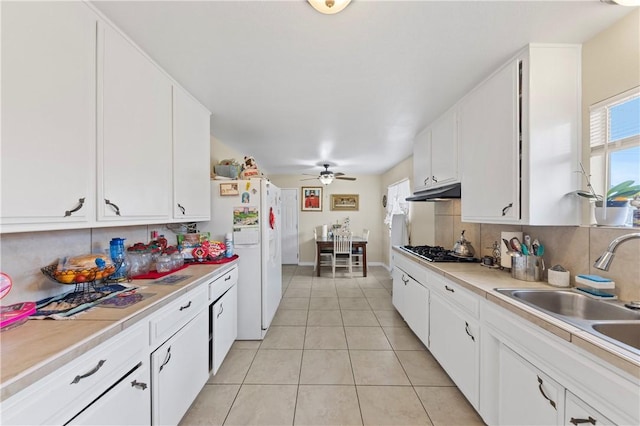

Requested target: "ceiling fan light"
[
  {"left": 307, "top": 0, "right": 352, "bottom": 15},
  {"left": 319, "top": 174, "right": 334, "bottom": 185}
]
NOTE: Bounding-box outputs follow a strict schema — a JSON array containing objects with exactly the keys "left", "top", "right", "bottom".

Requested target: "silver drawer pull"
[
  {"left": 225, "top": 275, "right": 231, "bottom": 281},
  {"left": 71, "top": 359, "right": 106, "bottom": 384},
  {"left": 159, "top": 347, "right": 172, "bottom": 372},
  {"left": 445, "top": 285, "right": 455, "bottom": 293},
  {"left": 131, "top": 380, "right": 148, "bottom": 390},
  {"left": 179, "top": 301, "right": 192, "bottom": 311},
  {"left": 402, "top": 275, "right": 409, "bottom": 285}
]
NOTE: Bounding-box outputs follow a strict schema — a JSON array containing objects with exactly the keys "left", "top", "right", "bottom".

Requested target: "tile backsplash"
[
  {"left": 0, "top": 224, "right": 182, "bottom": 305},
  {"left": 434, "top": 200, "right": 640, "bottom": 302}
]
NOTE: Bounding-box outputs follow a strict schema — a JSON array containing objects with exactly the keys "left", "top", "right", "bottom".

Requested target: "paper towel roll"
[
  {"left": 501, "top": 231, "right": 523, "bottom": 269},
  {"left": 322, "top": 224, "right": 328, "bottom": 238}
]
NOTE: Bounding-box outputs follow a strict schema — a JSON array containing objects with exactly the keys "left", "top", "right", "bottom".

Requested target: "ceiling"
[{"left": 91, "top": 0, "right": 632, "bottom": 176}]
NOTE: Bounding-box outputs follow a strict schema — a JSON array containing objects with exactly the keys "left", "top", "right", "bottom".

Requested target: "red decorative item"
[
  {"left": 269, "top": 207, "right": 276, "bottom": 229},
  {"left": 192, "top": 246, "right": 207, "bottom": 262}
]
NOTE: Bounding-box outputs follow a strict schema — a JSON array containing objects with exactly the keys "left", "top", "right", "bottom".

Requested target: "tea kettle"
[{"left": 453, "top": 230, "right": 475, "bottom": 257}]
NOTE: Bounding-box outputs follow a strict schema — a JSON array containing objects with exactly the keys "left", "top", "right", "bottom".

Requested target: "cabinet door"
[
  {"left": 1, "top": 1, "right": 96, "bottom": 231},
  {"left": 565, "top": 391, "right": 615, "bottom": 426},
  {"left": 152, "top": 311, "right": 208, "bottom": 426},
  {"left": 211, "top": 285, "right": 238, "bottom": 374},
  {"left": 391, "top": 266, "right": 406, "bottom": 314},
  {"left": 173, "top": 86, "right": 211, "bottom": 221},
  {"left": 498, "top": 344, "right": 563, "bottom": 425},
  {"left": 430, "top": 293, "right": 479, "bottom": 409},
  {"left": 67, "top": 361, "right": 151, "bottom": 426},
  {"left": 430, "top": 108, "right": 458, "bottom": 187},
  {"left": 98, "top": 23, "right": 172, "bottom": 222},
  {"left": 403, "top": 277, "right": 429, "bottom": 347},
  {"left": 412, "top": 128, "right": 432, "bottom": 193},
  {"left": 459, "top": 60, "right": 520, "bottom": 223}
]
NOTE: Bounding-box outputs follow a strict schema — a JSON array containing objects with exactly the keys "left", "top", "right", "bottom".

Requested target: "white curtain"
[{"left": 384, "top": 179, "right": 411, "bottom": 229}]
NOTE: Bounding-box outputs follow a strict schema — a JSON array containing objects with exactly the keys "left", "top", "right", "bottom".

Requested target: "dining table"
[{"left": 315, "top": 235, "right": 368, "bottom": 277}]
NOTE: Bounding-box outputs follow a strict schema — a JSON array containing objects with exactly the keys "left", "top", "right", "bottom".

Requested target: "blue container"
[{"left": 109, "top": 237, "right": 127, "bottom": 279}]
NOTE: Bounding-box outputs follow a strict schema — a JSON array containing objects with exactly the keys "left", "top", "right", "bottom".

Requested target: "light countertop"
[
  {"left": 0, "top": 261, "right": 238, "bottom": 402},
  {"left": 393, "top": 247, "right": 640, "bottom": 379}
]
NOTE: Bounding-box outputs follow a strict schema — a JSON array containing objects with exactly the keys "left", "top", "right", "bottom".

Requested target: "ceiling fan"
[{"left": 302, "top": 164, "right": 356, "bottom": 185}]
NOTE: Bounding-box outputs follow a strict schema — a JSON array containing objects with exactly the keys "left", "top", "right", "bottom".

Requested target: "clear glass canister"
[
  {"left": 156, "top": 254, "right": 172, "bottom": 273},
  {"left": 171, "top": 252, "right": 184, "bottom": 269}
]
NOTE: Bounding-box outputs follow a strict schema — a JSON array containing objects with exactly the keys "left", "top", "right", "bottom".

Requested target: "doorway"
[{"left": 281, "top": 188, "right": 299, "bottom": 264}]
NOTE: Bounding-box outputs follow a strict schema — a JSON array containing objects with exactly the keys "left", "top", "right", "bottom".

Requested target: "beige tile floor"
[{"left": 180, "top": 265, "right": 485, "bottom": 426}]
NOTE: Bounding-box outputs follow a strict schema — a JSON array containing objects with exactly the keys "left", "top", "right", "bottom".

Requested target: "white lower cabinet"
[
  {"left": 67, "top": 361, "right": 150, "bottom": 426},
  {"left": 429, "top": 292, "right": 479, "bottom": 409},
  {"left": 211, "top": 284, "right": 238, "bottom": 374},
  {"left": 391, "top": 265, "right": 429, "bottom": 346},
  {"left": 498, "top": 344, "right": 563, "bottom": 425},
  {"left": 151, "top": 310, "right": 209, "bottom": 426},
  {"left": 565, "top": 391, "right": 614, "bottom": 426}
]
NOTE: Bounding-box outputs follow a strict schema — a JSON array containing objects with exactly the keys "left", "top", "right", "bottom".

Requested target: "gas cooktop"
[{"left": 399, "top": 245, "right": 479, "bottom": 263}]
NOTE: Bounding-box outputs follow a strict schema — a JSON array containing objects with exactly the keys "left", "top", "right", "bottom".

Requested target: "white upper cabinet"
[
  {"left": 460, "top": 44, "right": 581, "bottom": 225},
  {"left": 412, "top": 106, "right": 459, "bottom": 194},
  {"left": 0, "top": 2, "right": 97, "bottom": 232},
  {"left": 412, "top": 128, "right": 432, "bottom": 193},
  {"left": 172, "top": 86, "right": 211, "bottom": 221},
  {"left": 98, "top": 23, "right": 173, "bottom": 223}
]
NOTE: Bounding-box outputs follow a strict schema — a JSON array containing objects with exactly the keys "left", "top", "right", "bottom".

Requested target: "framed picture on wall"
[
  {"left": 331, "top": 194, "right": 359, "bottom": 211},
  {"left": 301, "top": 186, "right": 322, "bottom": 211}
]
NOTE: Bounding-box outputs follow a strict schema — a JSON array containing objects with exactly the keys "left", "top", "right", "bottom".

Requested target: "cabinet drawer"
[
  {"left": 149, "top": 285, "right": 207, "bottom": 347},
  {"left": 1, "top": 322, "right": 147, "bottom": 425},
  {"left": 209, "top": 265, "right": 238, "bottom": 302},
  {"left": 393, "top": 253, "right": 428, "bottom": 286},
  {"left": 429, "top": 273, "right": 479, "bottom": 318}
]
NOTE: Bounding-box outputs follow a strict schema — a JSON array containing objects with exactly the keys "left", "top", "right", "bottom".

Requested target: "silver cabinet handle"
[
  {"left": 432, "top": 176, "right": 438, "bottom": 183},
  {"left": 177, "top": 203, "right": 186, "bottom": 215},
  {"left": 464, "top": 321, "right": 475, "bottom": 341},
  {"left": 402, "top": 275, "right": 409, "bottom": 285},
  {"left": 159, "top": 347, "right": 171, "bottom": 372},
  {"left": 104, "top": 199, "right": 121, "bottom": 216},
  {"left": 64, "top": 197, "right": 85, "bottom": 217},
  {"left": 537, "top": 376, "right": 557, "bottom": 410},
  {"left": 570, "top": 417, "right": 596, "bottom": 425},
  {"left": 179, "top": 301, "right": 192, "bottom": 311},
  {"left": 501, "top": 203, "right": 513, "bottom": 216},
  {"left": 217, "top": 303, "right": 224, "bottom": 318},
  {"left": 225, "top": 275, "right": 231, "bottom": 281},
  {"left": 131, "top": 380, "right": 148, "bottom": 390},
  {"left": 423, "top": 177, "right": 430, "bottom": 185},
  {"left": 445, "top": 285, "right": 455, "bottom": 293},
  {"left": 71, "top": 359, "right": 106, "bottom": 384}
]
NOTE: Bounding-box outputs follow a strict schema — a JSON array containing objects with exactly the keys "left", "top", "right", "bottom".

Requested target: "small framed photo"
[
  {"left": 219, "top": 182, "right": 239, "bottom": 196},
  {"left": 301, "top": 187, "right": 322, "bottom": 211},
  {"left": 331, "top": 194, "right": 359, "bottom": 211}
]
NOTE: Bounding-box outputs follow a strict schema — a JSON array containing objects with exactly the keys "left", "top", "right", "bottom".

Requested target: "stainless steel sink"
[
  {"left": 495, "top": 288, "right": 640, "bottom": 355},
  {"left": 497, "top": 289, "right": 640, "bottom": 321},
  {"left": 591, "top": 322, "right": 640, "bottom": 351}
]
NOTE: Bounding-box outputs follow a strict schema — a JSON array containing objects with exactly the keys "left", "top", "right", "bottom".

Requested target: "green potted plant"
[{"left": 575, "top": 164, "right": 640, "bottom": 226}]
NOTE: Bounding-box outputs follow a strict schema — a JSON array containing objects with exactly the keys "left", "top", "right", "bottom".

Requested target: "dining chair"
[
  {"left": 332, "top": 230, "right": 353, "bottom": 278},
  {"left": 314, "top": 227, "right": 332, "bottom": 272},
  {"left": 352, "top": 228, "right": 369, "bottom": 272}
]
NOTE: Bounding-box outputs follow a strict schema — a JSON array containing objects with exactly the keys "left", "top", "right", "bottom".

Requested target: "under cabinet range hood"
[{"left": 406, "top": 183, "right": 461, "bottom": 202}]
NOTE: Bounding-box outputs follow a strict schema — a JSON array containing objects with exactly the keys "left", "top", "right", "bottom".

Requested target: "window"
[
  {"left": 589, "top": 87, "right": 640, "bottom": 200},
  {"left": 384, "top": 179, "right": 411, "bottom": 229}
]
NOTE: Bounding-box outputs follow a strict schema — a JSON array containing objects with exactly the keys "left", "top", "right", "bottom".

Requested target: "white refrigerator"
[{"left": 200, "top": 178, "right": 282, "bottom": 340}]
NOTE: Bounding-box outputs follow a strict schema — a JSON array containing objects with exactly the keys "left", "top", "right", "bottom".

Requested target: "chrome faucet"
[{"left": 593, "top": 232, "right": 640, "bottom": 271}]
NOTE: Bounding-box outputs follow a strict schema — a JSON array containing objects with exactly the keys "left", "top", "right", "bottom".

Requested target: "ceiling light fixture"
[
  {"left": 319, "top": 173, "right": 335, "bottom": 185},
  {"left": 307, "top": 0, "right": 352, "bottom": 15}
]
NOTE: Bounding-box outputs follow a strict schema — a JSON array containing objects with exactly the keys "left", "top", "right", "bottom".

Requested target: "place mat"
[
  {"left": 130, "top": 264, "right": 189, "bottom": 280},
  {"left": 31, "top": 284, "right": 132, "bottom": 319},
  {"left": 98, "top": 292, "right": 156, "bottom": 309},
  {"left": 155, "top": 275, "right": 193, "bottom": 285}
]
